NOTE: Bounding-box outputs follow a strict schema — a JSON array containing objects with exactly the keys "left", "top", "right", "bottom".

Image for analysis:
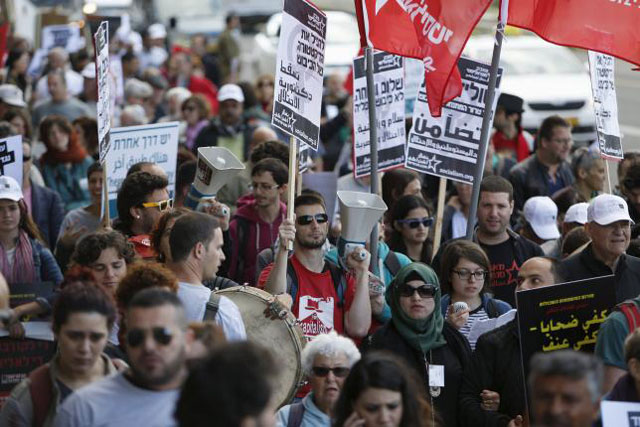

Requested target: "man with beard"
[
  {"left": 54, "top": 288, "right": 193, "bottom": 426},
  {"left": 226, "top": 158, "right": 288, "bottom": 285},
  {"left": 260, "top": 193, "right": 371, "bottom": 341}
]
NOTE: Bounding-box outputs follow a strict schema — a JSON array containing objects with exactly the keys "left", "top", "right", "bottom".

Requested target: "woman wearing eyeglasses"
[
  {"left": 362, "top": 262, "right": 471, "bottom": 427},
  {"left": 276, "top": 331, "right": 360, "bottom": 426},
  {"left": 181, "top": 95, "right": 211, "bottom": 151},
  {"left": 438, "top": 240, "right": 512, "bottom": 350},
  {"left": 38, "top": 115, "right": 93, "bottom": 212},
  {"left": 333, "top": 351, "right": 434, "bottom": 427},
  {"left": 388, "top": 195, "right": 434, "bottom": 265},
  {"left": 0, "top": 280, "right": 118, "bottom": 427}
]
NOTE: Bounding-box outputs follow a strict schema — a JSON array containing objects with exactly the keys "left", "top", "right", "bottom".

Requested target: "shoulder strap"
[
  {"left": 287, "top": 260, "right": 298, "bottom": 301},
  {"left": 29, "top": 364, "right": 54, "bottom": 427},
  {"left": 234, "top": 217, "right": 249, "bottom": 276},
  {"left": 326, "top": 260, "right": 346, "bottom": 308},
  {"left": 286, "top": 402, "right": 305, "bottom": 427},
  {"left": 204, "top": 293, "right": 222, "bottom": 321},
  {"left": 616, "top": 299, "right": 640, "bottom": 333},
  {"left": 486, "top": 298, "right": 499, "bottom": 318},
  {"left": 383, "top": 251, "right": 402, "bottom": 277}
]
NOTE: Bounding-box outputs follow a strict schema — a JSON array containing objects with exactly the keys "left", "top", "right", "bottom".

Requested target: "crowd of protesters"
[{"left": 0, "top": 15, "right": 637, "bottom": 427}]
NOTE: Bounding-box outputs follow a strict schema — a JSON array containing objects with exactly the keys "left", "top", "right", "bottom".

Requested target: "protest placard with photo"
[
  {"left": 588, "top": 51, "right": 623, "bottom": 161},
  {"left": 271, "top": 0, "right": 326, "bottom": 150},
  {"left": 0, "top": 135, "right": 22, "bottom": 186},
  {"left": 405, "top": 57, "right": 502, "bottom": 183},
  {"left": 352, "top": 52, "right": 405, "bottom": 178},
  {"left": 516, "top": 275, "right": 616, "bottom": 380},
  {"left": 94, "top": 21, "right": 111, "bottom": 163},
  {"left": 105, "top": 122, "right": 179, "bottom": 216}
]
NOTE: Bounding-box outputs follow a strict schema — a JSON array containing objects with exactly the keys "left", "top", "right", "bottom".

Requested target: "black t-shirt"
[{"left": 481, "top": 238, "right": 520, "bottom": 306}]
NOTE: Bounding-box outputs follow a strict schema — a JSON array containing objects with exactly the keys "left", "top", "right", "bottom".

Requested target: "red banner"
[
  {"left": 506, "top": 0, "right": 640, "bottom": 67},
  {"left": 355, "top": 0, "right": 492, "bottom": 117}
]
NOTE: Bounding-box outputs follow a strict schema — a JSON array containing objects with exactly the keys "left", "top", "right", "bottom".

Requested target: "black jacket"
[
  {"left": 193, "top": 118, "right": 256, "bottom": 161},
  {"left": 509, "top": 154, "right": 574, "bottom": 213},
  {"left": 362, "top": 321, "right": 472, "bottom": 427},
  {"left": 459, "top": 319, "right": 525, "bottom": 427},
  {"left": 560, "top": 243, "right": 640, "bottom": 303},
  {"left": 31, "top": 183, "right": 64, "bottom": 249}
]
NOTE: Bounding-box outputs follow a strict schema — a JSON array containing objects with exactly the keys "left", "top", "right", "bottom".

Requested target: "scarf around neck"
[
  {"left": 0, "top": 230, "right": 35, "bottom": 283},
  {"left": 385, "top": 262, "right": 446, "bottom": 353},
  {"left": 41, "top": 132, "right": 88, "bottom": 165}
]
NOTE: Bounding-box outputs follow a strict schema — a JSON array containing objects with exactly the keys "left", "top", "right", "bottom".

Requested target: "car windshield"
[{"left": 475, "top": 46, "right": 585, "bottom": 75}]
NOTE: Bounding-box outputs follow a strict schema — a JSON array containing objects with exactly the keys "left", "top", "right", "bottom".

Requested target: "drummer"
[
  {"left": 166, "top": 211, "right": 247, "bottom": 341},
  {"left": 260, "top": 193, "right": 372, "bottom": 341}
]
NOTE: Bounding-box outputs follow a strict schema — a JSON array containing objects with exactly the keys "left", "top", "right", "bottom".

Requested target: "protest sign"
[
  {"left": 0, "top": 135, "right": 22, "bottom": 186},
  {"left": 516, "top": 275, "right": 616, "bottom": 380},
  {"left": 298, "top": 142, "right": 310, "bottom": 173},
  {"left": 588, "top": 52, "right": 623, "bottom": 161},
  {"left": 302, "top": 172, "right": 338, "bottom": 222},
  {"left": 352, "top": 52, "right": 405, "bottom": 178},
  {"left": 105, "top": 122, "right": 179, "bottom": 217},
  {"left": 601, "top": 401, "right": 640, "bottom": 427},
  {"left": 41, "top": 24, "right": 84, "bottom": 52},
  {"left": 94, "top": 21, "right": 111, "bottom": 163},
  {"left": 406, "top": 57, "right": 502, "bottom": 184},
  {"left": 271, "top": 0, "right": 326, "bottom": 150},
  {"left": 0, "top": 338, "right": 56, "bottom": 408}
]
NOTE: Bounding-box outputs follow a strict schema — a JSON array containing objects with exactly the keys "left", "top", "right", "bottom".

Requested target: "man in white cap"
[
  {"left": 520, "top": 196, "right": 561, "bottom": 250},
  {"left": 561, "top": 194, "right": 640, "bottom": 303},
  {"left": 139, "top": 23, "right": 168, "bottom": 69},
  {"left": 0, "top": 84, "right": 27, "bottom": 117},
  {"left": 193, "top": 84, "right": 256, "bottom": 161}
]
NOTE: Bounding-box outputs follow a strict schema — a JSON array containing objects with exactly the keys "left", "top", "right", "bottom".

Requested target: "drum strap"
[
  {"left": 204, "top": 293, "right": 222, "bottom": 321},
  {"left": 286, "top": 402, "right": 305, "bottom": 427}
]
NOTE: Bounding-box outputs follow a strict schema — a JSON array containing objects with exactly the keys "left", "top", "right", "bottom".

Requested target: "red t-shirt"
[
  {"left": 492, "top": 129, "right": 530, "bottom": 162},
  {"left": 258, "top": 255, "right": 356, "bottom": 339}
]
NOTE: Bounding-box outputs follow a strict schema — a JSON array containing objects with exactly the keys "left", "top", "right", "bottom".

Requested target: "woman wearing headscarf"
[{"left": 361, "top": 262, "right": 471, "bottom": 427}]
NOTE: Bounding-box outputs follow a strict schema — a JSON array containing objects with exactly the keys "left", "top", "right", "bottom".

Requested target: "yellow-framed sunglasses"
[{"left": 141, "top": 198, "right": 174, "bottom": 212}]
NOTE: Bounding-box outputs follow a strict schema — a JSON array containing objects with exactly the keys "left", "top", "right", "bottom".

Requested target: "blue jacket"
[
  {"left": 276, "top": 393, "right": 331, "bottom": 427},
  {"left": 40, "top": 157, "right": 93, "bottom": 211},
  {"left": 440, "top": 293, "right": 512, "bottom": 318},
  {"left": 325, "top": 242, "right": 411, "bottom": 323},
  {"left": 30, "top": 183, "right": 65, "bottom": 248},
  {"left": 29, "top": 237, "right": 64, "bottom": 312}
]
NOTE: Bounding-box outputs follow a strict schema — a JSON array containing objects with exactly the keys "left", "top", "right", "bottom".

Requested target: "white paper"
[
  {"left": 0, "top": 321, "right": 54, "bottom": 341},
  {"left": 601, "top": 400, "right": 640, "bottom": 426},
  {"left": 468, "top": 308, "right": 517, "bottom": 344},
  {"left": 428, "top": 364, "right": 445, "bottom": 387},
  {"left": 0, "top": 135, "right": 24, "bottom": 186}
]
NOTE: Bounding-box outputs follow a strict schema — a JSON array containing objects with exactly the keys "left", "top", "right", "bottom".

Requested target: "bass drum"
[{"left": 215, "top": 286, "right": 305, "bottom": 407}]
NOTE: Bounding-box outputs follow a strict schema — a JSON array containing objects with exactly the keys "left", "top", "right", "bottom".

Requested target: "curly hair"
[
  {"left": 71, "top": 230, "right": 136, "bottom": 267},
  {"left": 115, "top": 262, "right": 179, "bottom": 310},
  {"left": 116, "top": 171, "right": 168, "bottom": 234}
]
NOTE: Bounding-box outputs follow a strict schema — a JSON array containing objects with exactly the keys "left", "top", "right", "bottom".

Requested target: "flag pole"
[
  {"left": 432, "top": 177, "right": 447, "bottom": 259},
  {"left": 365, "top": 46, "right": 380, "bottom": 274},
  {"left": 465, "top": 24, "right": 504, "bottom": 240},
  {"left": 287, "top": 135, "right": 297, "bottom": 250}
]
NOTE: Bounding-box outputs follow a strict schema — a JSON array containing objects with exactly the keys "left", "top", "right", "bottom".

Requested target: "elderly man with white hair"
[{"left": 276, "top": 331, "right": 360, "bottom": 427}]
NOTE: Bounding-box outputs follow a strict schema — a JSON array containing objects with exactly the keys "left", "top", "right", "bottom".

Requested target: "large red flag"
[
  {"left": 354, "top": 0, "right": 492, "bottom": 117},
  {"left": 505, "top": 0, "right": 640, "bottom": 67}
]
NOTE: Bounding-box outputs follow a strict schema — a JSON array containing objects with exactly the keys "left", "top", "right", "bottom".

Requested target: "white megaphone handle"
[{"left": 198, "top": 197, "right": 229, "bottom": 217}]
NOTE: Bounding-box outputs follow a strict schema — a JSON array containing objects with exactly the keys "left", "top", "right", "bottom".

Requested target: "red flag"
[
  {"left": 355, "top": 0, "right": 492, "bottom": 117},
  {"left": 505, "top": 0, "right": 640, "bottom": 67}
]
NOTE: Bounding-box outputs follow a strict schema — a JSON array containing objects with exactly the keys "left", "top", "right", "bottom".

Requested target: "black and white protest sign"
[
  {"left": 588, "top": 52, "right": 623, "bottom": 161},
  {"left": 406, "top": 57, "right": 502, "bottom": 184},
  {"left": 271, "top": 0, "right": 326, "bottom": 150},
  {"left": 0, "top": 135, "right": 23, "bottom": 185},
  {"left": 94, "top": 21, "right": 111, "bottom": 163},
  {"left": 601, "top": 401, "right": 640, "bottom": 427},
  {"left": 352, "top": 52, "right": 405, "bottom": 178}
]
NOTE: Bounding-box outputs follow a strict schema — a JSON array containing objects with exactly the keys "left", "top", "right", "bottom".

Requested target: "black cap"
[{"left": 498, "top": 93, "right": 524, "bottom": 114}]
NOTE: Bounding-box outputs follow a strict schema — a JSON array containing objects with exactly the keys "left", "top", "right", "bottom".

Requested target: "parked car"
[{"left": 464, "top": 34, "right": 597, "bottom": 145}]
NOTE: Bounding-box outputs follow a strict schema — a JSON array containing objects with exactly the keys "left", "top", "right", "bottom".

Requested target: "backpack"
[
  {"left": 203, "top": 292, "right": 222, "bottom": 321},
  {"left": 383, "top": 250, "right": 402, "bottom": 278},
  {"left": 286, "top": 259, "right": 347, "bottom": 308},
  {"left": 615, "top": 299, "right": 640, "bottom": 332},
  {"left": 29, "top": 364, "right": 53, "bottom": 427},
  {"left": 286, "top": 402, "right": 305, "bottom": 427}
]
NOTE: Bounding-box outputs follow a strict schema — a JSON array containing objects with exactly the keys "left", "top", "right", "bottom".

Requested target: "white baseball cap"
[
  {"left": 0, "top": 176, "right": 23, "bottom": 201},
  {"left": 81, "top": 62, "right": 96, "bottom": 79},
  {"left": 147, "top": 23, "right": 167, "bottom": 39},
  {"left": 524, "top": 196, "right": 560, "bottom": 240},
  {"left": 587, "top": 194, "right": 634, "bottom": 225},
  {"left": 564, "top": 202, "right": 589, "bottom": 225},
  {"left": 0, "top": 84, "right": 26, "bottom": 108},
  {"left": 217, "top": 84, "right": 244, "bottom": 103}
]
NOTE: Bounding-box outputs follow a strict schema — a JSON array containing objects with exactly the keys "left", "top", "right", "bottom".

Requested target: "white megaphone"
[
  {"left": 185, "top": 147, "right": 245, "bottom": 212},
  {"left": 337, "top": 191, "right": 387, "bottom": 264}
]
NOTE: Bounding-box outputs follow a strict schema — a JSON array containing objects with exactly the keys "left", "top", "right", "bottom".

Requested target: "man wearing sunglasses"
[
  {"left": 260, "top": 193, "right": 371, "bottom": 341},
  {"left": 54, "top": 288, "right": 194, "bottom": 427},
  {"left": 115, "top": 171, "right": 171, "bottom": 259}
]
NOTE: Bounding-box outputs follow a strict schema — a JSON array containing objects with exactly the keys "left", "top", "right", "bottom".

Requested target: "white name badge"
[{"left": 428, "top": 364, "right": 445, "bottom": 387}]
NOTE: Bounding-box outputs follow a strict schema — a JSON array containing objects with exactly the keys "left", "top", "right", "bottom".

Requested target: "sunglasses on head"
[
  {"left": 397, "top": 283, "right": 437, "bottom": 298},
  {"left": 126, "top": 327, "right": 174, "bottom": 348},
  {"left": 297, "top": 213, "right": 329, "bottom": 226},
  {"left": 312, "top": 366, "right": 350, "bottom": 377},
  {"left": 397, "top": 217, "right": 434, "bottom": 229},
  {"left": 141, "top": 198, "right": 174, "bottom": 212}
]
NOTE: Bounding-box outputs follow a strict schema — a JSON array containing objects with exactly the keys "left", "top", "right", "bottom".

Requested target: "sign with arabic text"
[
  {"left": 271, "top": 0, "right": 326, "bottom": 150},
  {"left": 516, "top": 275, "right": 616, "bottom": 381},
  {"left": 0, "top": 135, "right": 22, "bottom": 186},
  {"left": 405, "top": 57, "right": 502, "bottom": 184},
  {"left": 105, "top": 122, "right": 179, "bottom": 217},
  {"left": 352, "top": 52, "right": 405, "bottom": 178}
]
